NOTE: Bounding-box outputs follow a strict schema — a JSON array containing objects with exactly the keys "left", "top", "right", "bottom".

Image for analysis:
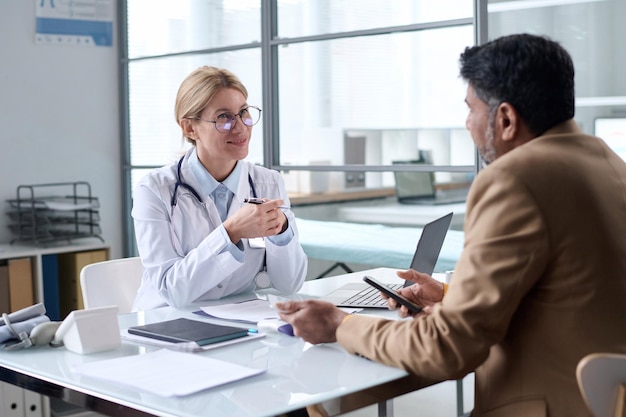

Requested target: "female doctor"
[{"left": 131, "top": 66, "right": 308, "bottom": 310}]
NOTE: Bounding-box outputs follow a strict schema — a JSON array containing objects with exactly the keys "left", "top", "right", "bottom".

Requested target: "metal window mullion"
[
  {"left": 261, "top": 0, "right": 279, "bottom": 169},
  {"left": 268, "top": 17, "right": 474, "bottom": 47},
  {"left": 270, "top": 165, "right": 476, "bottom": 173},
  {"left": 473, "top": 0, "right": 489, "bottom": 175},
  {"left": 125, "top": 42, "right": 261, "bottom": 63},
  {"left": 118, "top": 0, "right": 136, "bottom": 257}
]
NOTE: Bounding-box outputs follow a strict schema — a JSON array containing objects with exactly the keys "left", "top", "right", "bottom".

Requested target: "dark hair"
[{"left": 459, "top": 34, "right": 575, "bottom": 136}]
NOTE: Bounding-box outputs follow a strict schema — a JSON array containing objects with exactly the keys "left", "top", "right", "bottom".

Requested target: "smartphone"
[{"left": 362, "top": 276, "right": 422, "bottom": 314}]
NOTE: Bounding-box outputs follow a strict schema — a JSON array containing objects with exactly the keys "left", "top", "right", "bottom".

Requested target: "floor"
[{"left": 340, "top": 375, "right": 474, "bottom": 417}]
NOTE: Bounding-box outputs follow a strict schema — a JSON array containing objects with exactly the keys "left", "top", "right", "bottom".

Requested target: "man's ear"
[{"left": 495, "top": 102, "right": 520, "bottom": 142}]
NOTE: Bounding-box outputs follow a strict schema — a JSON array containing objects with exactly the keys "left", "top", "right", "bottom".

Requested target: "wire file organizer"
[{"left": 6, "top": 181, "right": 104, "bottom": 246}]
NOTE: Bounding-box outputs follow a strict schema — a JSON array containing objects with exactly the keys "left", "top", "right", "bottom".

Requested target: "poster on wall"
[{"left": 35, "top": 0, "right": 114, "bottom": 47}]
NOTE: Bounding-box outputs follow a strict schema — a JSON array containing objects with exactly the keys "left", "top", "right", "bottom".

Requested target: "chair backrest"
[
  {"left": 577, "top": 352, "right": 626, "bottom": 417},
  {"left": 79, "top": 257, "right": 143, "bottom": 314}
]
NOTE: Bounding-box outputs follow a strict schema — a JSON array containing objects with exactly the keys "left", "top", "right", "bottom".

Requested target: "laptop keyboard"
[{"left": 342, "top": 283, "right": 404, "bottom": 307}]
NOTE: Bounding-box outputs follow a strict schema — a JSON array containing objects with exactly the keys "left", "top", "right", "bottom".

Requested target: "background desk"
[
  {"left": 0, "top": 269, "right": 437, "bottom": 417},
  {"left": 338, "top": 202, "right": 466, "bottom": 229},
  {"left": 297, "top": 219, "right": 464, "bottom": 277}
]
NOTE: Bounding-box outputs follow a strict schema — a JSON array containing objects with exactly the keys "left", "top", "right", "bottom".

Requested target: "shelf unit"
[
  {"left": 1, "top": 241, "right": 110, "bottom": 417},
  {"left": 6, "top": 182, "right": 103, "bottom": 247}
]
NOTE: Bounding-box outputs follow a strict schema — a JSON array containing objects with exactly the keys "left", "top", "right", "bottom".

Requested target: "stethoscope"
[
  {"left": 170, "top": 156, "right": 271, "bottom": 288},
  {"left": 171, "top": 156, "right": 258, "bottom": 207}
]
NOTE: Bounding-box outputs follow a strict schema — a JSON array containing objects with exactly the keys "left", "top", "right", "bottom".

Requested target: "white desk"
[
  {"left": 338, "top": 202, "right": 466, "bottom": 229},
  {"left": 0, "top": 268, "right": 438, "bottom": 417}
]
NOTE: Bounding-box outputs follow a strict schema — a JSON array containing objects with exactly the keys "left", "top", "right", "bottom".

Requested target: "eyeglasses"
[{"left": 190, "top": 106, "right": 262, "bottom": 133}]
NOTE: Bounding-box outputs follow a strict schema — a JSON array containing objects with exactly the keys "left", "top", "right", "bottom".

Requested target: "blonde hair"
[{"left": 174, "top": 66, "right": 248, "bottom": 145}]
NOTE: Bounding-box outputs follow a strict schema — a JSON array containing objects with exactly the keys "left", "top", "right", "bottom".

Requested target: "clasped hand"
[{"left": 224, "top": 198, "right": 287, "bottom": 243}]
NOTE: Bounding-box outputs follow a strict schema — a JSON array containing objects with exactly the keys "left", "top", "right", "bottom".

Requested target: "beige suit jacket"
[{"left": 337, "top": 120, "right": 626, "bottom": 417}]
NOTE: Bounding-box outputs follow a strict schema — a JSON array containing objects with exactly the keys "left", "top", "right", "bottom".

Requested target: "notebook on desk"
[
  {"left": 321, "top": 212, "right": 453, "bottom": 309},
  {"left": 393, "top": 160, "right": 468, "bottom": 205},
  {"left": 127, "top": 318, "right": 249, "bottom": 346}
]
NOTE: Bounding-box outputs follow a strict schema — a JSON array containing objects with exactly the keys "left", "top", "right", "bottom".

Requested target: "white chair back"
[
  {"left": 577, "top": 352, "right": 626, "bottom": 417},
  {"left": 79, "top": 257, "right": 143, "bottom": 314}
]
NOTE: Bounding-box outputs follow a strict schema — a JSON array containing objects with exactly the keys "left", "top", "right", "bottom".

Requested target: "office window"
[
  {"left": 128, "top": 51, "right": 263, "bottom": 170},
  {"left": 487, "top": 0, "right": 626, "bottom": 136},
  {"left": 121, "top": 0, "right": 477, "bottom": 253},
  {"left": 277, "top": 0, "right": 472, "bottom": 38},
  {"left": 595, "top": 118, "right": 626, "bottom": 161},
  {"left": 123, "top": 1, "right": 476, "bottom": 182},
  {"left": 277, "top": 25, "right": 474, "bottom": 193},
  {"left": 125, "top": 0, "right": 263, "bottom": 182},
  {"left": 127, "top": 0, "right": 261, "bottom": 58}
]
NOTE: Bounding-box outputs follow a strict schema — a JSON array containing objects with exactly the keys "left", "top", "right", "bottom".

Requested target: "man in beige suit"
[{"left": 278, "top": 34, "right": 626, "bottom": 417}]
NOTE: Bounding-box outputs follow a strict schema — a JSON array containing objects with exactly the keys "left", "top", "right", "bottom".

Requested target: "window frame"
[{"left": 118, "top": 0, "right": 485, "bottom": 255}]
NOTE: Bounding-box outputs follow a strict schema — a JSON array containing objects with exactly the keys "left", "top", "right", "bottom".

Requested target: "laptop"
[
  {"left": 393, "top": 159, "right": 468, "bottom": 205},
  {"left": 321, "top": 212, "right": 453, "bottom": 309}
]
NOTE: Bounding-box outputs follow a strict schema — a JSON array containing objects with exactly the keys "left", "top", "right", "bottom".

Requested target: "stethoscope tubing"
[
  {"left": 169, "top": 156, "right": 269, "bottom": 286},
  {"left": 171, "top": 156, "right": 257, "bottom": 207}
]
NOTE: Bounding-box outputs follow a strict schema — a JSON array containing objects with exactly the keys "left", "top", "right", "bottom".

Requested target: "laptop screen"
[
  {"left": 393, "top": 158, "right": 436, "bottom": 201},
  {"left": 408, "top": 211, "right": 453, "bottom": 277}
]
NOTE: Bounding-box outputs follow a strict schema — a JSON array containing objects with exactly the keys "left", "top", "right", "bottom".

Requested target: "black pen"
[
  {"left": 243, "top": 198, "right": 289, "bottom": 209},
  {"left": 243, "top": 198, "right": 265, "bottom": 204}
]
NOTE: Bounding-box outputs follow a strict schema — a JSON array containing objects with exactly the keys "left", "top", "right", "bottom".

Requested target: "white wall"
[{"left": 0, "top": 1, "right": 122, "bottom": 258}]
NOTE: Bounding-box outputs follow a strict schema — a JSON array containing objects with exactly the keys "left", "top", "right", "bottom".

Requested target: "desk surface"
[
  {"left": 338, "top": 201, "right": 466, "bottom": 229},
  {"left": 0, "top": 268, "right": 434, "bottom": 417}
]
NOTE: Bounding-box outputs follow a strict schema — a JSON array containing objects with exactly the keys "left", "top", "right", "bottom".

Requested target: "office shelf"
[
  {"left": 6, "top": 182, "right": 104, "bottom": 246},
  {"left": 0, "top": 242, "right": 110, "bottom": 417}
]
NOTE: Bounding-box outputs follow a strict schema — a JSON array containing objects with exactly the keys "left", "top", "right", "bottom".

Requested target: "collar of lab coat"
[
  {"left": 188, "top": 148, "right": 243, "bottom": 196},
  {"left": 180, "top": 148, "right": 254, "bottom": 208}
]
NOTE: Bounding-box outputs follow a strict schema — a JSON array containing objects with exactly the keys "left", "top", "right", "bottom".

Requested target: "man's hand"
[
  {"left": 276, "top": 299, "right": 348, "bottom": 344},
  {"left": 384, "top": 269, "right": 445, "bottom": 318}
]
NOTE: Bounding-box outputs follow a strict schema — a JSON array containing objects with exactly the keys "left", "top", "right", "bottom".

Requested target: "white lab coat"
[{"left": 131, "top": 149, "right": 308, "bottom": 310}]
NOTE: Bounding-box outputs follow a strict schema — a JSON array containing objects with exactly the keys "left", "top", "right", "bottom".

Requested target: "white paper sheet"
[
  {"left": 200, "top": 299, "right": 279, "bottom": 323},
  {"left": 199, "top": 298, "right": 360, "bottom": 325},
  {"left": 72, "top": 349, "right": 266, "bottom": 397}
]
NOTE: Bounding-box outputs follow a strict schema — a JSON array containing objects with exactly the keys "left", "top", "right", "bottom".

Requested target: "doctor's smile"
[{"left": 226, "top": 137, "right": 248, "bottom": 145}]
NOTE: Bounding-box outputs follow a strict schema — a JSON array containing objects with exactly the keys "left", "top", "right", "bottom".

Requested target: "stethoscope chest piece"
[{"left": 255, "top": 270, "right": 271, "bottom": 289}]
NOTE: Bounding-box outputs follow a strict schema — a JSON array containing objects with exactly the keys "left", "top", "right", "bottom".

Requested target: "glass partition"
[
  {"left": 128, "top": 49, "right": 263, "bottom": 176},
  {"left": 122, "top": 0, "right": 477, "bottom": 255},
  {"left": 127, "top": 0, "right": 261, "bottom": 58},
  {"left": 276, "top": 25, "right": 475, "bottom": 196},
  {"left": 277, "top": 0, "right": 473, "bottom": 38},
  {"left": 488, "top": 0, "right": 626, "bottom": 137}
]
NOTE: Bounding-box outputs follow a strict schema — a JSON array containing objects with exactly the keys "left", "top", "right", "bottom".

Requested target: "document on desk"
[
  {"left": 199, "top": 299, "right": 279, "bottom": 323},
  {"left": 73, "top": 349, "right": 266, "bottom": 397}
]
